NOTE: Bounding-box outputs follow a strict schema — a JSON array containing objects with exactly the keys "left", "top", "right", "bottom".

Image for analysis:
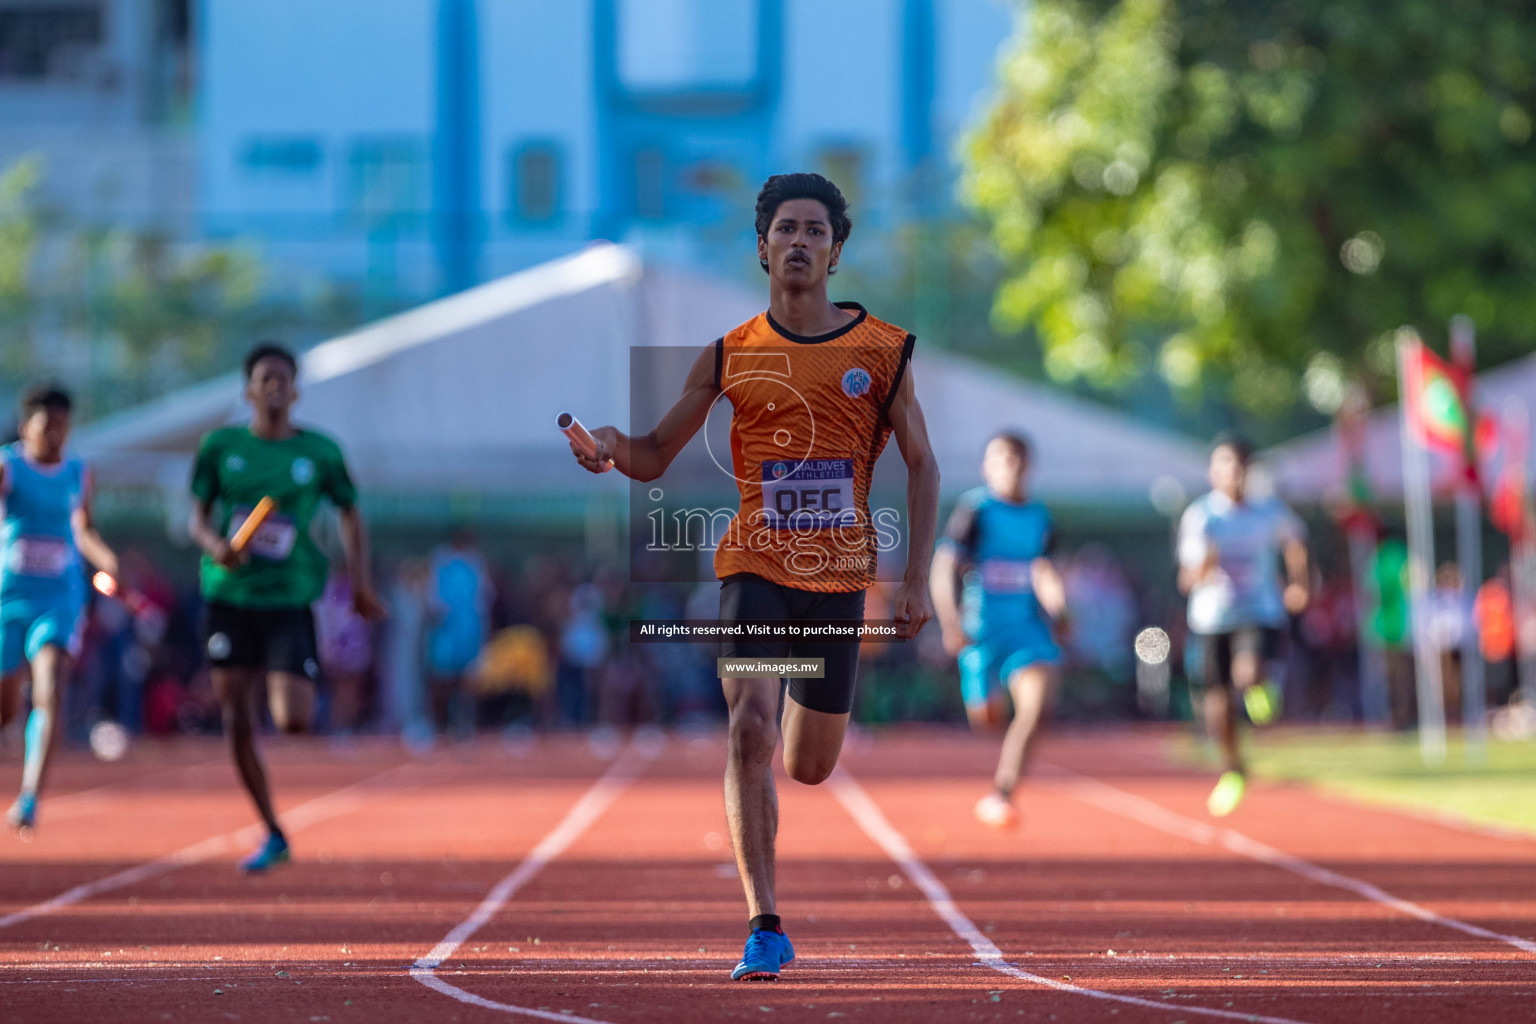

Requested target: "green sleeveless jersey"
[{"left": 191, "top": 426, "right": 357, "bottom": 608}]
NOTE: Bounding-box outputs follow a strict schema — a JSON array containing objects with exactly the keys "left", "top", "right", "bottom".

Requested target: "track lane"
[{"left": 3, "top": 728, "right": 1534, "bottom": 1023}]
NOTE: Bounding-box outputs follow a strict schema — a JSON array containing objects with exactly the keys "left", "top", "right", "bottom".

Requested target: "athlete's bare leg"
[
  {"left": 780, "top": 698, "right": 849, "bottom": 786},
  {"left": 19, "top": 645, "right": 70, "bottom": 796},
  {"left": 0, "top": 670, "right": 24, "bottom": 731},
  {"left": 266, "top": 671, "right": 315, "bottom": 734},
  {"left": 1203, "top": 683, "right": 1242, "bottom": 774},
  {"left": 992, "top": 664, "right": 1057, "bottom": 796},
  {"left": 1230, "top": 650, "right": 1260, "bottom": 691},
  {"left": 965, "top": 693, "right": 1008, "bottom": 733},
  {"left": 214, "top": 666, "right": 281, "bottom": 835},
  {"left": 1218, "top": 649, "right": 1261, "bottom": 770},
  {"left": 723, "top": 676, "right": 780, "bottom": 918}
]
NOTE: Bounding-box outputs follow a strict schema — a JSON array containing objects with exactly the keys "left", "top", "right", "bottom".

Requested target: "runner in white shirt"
[{"left": 1177, "top": 434, "right": 1309, "bottom": 817}]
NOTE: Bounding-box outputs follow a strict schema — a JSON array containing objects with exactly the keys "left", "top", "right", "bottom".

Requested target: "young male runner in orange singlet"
[{"left": 571, "top": 173, "right": 940, "bottom": 980}]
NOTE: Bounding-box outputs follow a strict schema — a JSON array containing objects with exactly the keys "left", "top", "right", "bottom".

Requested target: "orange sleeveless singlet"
[{"left": 711, "top": 302, "right": 914, "bottom": 593}]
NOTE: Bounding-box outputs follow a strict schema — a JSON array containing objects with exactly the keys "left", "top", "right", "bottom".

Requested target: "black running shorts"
[
  {"left": 203, "top": 601, "right": 321, "bottom": 681},
  {"left": 718, "top": 573, "right": 866, "bottom": 715},
  {"left": 1193, "top": 626, "right": 1282, "bottom": 690}
]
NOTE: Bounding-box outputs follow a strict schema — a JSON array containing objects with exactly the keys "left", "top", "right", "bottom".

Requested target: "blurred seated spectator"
[
  {"left": 472, "top": 624, "right": 553, "bottom": 728},
  {"left": 427, "top": 529, "right": 494, "bottom": 739}
]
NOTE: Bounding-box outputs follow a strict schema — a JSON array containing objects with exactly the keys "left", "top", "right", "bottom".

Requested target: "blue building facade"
[{"left": 198, "top": 0, "right": 1014, "bottom": 298}]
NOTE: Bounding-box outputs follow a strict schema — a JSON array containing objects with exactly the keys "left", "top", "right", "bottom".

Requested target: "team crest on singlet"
[
  {"left": 840, "top": 367, "right": 872, "bottom": 399},
  {"left": 291, "top": 457, "right": 315, "bottom": 484},
  {"left": 225, "top": 454, "right": 246, "bottom": 472}
]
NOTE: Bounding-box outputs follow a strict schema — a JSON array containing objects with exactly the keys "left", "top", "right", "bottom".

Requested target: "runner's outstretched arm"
[
  {"left": 930, "top": 545, "right": 967, "bottom": 656},
  {"left": 887, "top": 365, "right": 938, "bottom": 639},
  {"left": 339, "top": 505, "right": 387, "bottom": 620},
  {"left": 571, "top": 343, "right": 720, "bottom": 482},
  {"left": 1031, "top": 557, "right": 1067, "bottom": 620},
  {"left": 1282, "top": 536, "right": 1310, "bottom": 613},
  {"left": 70, "top": 472, "right": 119, "bottom": 579}
]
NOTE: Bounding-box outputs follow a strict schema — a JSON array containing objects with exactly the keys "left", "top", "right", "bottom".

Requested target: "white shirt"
[{"left": 1179, "top": 491, "right": 1305, "bottom": 634}]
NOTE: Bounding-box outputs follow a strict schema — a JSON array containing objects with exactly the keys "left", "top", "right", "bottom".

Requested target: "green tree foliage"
[
  {"left": 0, "top": 160, "right": 43, "bottom": 360},
  {"left": 0, "top": 156, "right": 320, "bottom": 417},
  {"left": 963, "top": 0, "right": 1536, "bottom": 415}
]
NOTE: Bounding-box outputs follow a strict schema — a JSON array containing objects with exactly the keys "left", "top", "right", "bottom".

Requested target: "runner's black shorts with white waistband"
[{"left": 718, "top": 573, "right": 866, "bottom": 715}]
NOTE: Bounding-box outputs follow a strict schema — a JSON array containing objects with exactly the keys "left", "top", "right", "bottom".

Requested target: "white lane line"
[
  {"left": 1057, "top": 767, "right": 1536, "bottom": 955},
  {"left": 828, "top": 770, "right": 1317, "bottom": 1024},
  {"left": 0, "top": 762, "right": 417, "bottom": 931},
  {"left": 409, "top": 741, "right": 656, "bottom": 1023}
]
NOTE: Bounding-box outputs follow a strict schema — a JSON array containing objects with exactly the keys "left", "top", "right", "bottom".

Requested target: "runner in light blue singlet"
[
  {"left": 0, "top": 442, "right": 87, "bottom": 672},
  {"left": 931, "top": 432, "right": 1068, "bottom": 830},
  {"left": 0, "top": 386, "right": 121, "bottom": 836}
]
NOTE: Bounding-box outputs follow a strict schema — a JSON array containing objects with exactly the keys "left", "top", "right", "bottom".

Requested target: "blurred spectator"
[
  {"left": 1299, "top": 576, "right": 1358, "bottom": 720},
  {"left": 1431, "top": 562, "right": 1466, "bottom": 719},
  {"left": 596, "top": 649, "right": 654, "bottom": 727},
  {"left": 427, "top": 529, "right": 494, "bottom": 738},
  {"left": 1476, "top": 567, "right": 1517, "bottom": 704},
  {"left": 637, "top": 584, "right": 711, "bottom": 722},
  {"left": 1063, "top": 544, "right": 1137, "bottom": 678},
  {"left": 76, "top": 549, "right": 175, "bottom": 737},
  {"left": 1367, "top": 538, "right": 1415, "bottom": 728},
  {"left": 315, "top": 571, "right": 375, "bottom": 731},
  {"left": 558, "top": 582, "right": 609, "bottom": 726},
  {"left": 472, "top": 624, "right": 553, "bottom": 727},
  {"left": 143, "top": 671, "right": 186, "bottom": 735},
  {"left": 382, "top": 559, "right": 431, "bottom": 739}
]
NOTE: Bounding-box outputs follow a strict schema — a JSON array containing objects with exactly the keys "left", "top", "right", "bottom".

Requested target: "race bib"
[
  {"left": 760, "top": 459, "right": 857, "bottom": 531},
  {"left": 978, "top": 558, "right": 1034, "bottom": 594},
  {"left": 1218, "top": 541, "right": 1262, "bottom": 598},
  {"left": 228, "top": 505, "right": 298, "bottom": 561},
  {"left": 8, "top": 536, "right": 70, "bottom": 578}
]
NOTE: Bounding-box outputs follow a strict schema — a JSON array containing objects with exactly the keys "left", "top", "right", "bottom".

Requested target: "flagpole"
[
  {"left": 1397, "top": 329, "right": 1447, "bottom": 763},
  {"left": 1450, "top": 316, "right": 1487, "bottom": 757}
]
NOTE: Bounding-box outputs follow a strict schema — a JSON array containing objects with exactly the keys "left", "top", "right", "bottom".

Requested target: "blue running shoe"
[
  {"left": 7, "top": 791, "right": 37, "bottom": 837},
  {"left": 731, "top": 928, "right": 794, "bottom": 981},
  {"left": 239, "top": 831, "right": 291, "bottom": 874}
]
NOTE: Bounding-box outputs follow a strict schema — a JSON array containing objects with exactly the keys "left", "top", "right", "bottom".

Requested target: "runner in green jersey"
[{"left": 189, "top": 343, "right": 386, "bottom": 873}]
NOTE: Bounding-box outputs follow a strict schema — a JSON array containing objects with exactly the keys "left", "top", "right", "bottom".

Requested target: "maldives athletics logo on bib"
[{"left": 841, "top": 367, "right": 872, "bottom": 399}]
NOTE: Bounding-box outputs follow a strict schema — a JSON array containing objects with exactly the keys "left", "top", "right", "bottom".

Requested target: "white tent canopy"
[
  {"left": 76, "top": 243, "right": 1209, "bottom": 507},
  {"left": 1262, "top": 352, "right": 1536, "bottom": 504}
]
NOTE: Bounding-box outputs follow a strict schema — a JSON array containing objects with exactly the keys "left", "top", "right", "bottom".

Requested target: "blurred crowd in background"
[{"left": 37, "top": 526, "right": 1531, "bottom": 749}]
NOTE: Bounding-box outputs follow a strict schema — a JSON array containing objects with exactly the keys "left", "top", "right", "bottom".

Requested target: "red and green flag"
[{"left": 1402, "top": 339, "right": 1469, "bottom": 454}]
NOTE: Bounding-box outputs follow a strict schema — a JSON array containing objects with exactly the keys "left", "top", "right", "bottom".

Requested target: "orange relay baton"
[{"left": 229, "top": 495, "right": 278, "bottom": 553}]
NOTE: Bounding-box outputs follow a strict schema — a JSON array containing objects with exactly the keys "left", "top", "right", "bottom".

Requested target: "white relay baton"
[{"left": 558, "top": 412, "right": 614, "bottom": 472}]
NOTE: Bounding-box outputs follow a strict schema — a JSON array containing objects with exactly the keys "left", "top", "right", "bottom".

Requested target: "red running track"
[{"left": 1, "top": 726, "right": 1532, "bottom": 1023}]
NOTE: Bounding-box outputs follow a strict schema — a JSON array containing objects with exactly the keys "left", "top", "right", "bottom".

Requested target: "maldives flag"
[{"left": 1403, "top": 339, "right": 1469, "bottom": 454}]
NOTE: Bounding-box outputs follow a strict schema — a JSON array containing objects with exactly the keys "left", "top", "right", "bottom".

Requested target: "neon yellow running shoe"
[
  {"left": 1206, "top": 770, "right": 1246, "bottom": 818},
  {"left": 1243, "top": 681, "right": 1282, "bottom": 726}
]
